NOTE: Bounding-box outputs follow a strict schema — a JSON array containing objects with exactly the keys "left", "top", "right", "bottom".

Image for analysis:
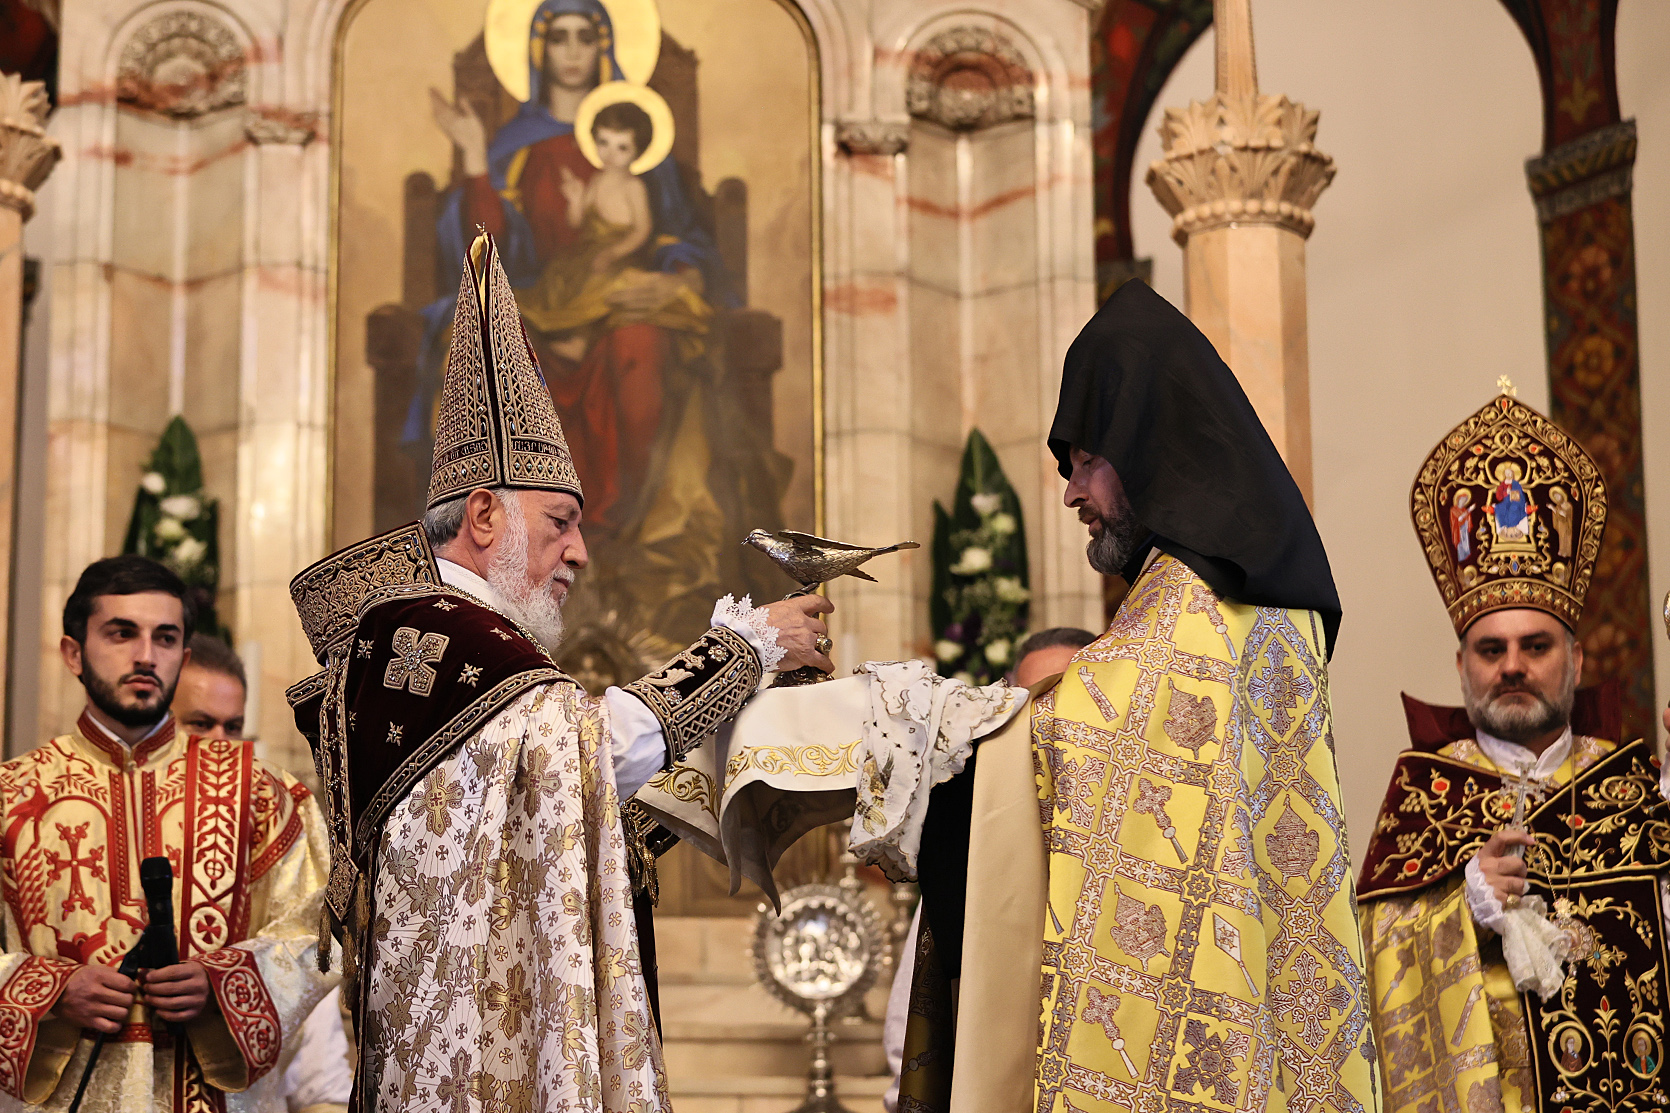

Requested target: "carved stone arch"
[
  {"left": 113, "top": 2, "right": 252, "bottom": 118},
  {"left": 905, "top": 23, "right": 1034, "bottom": 131}
]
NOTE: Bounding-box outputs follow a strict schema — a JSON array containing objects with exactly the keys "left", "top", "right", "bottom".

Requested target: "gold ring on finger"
[{"left": 815, "top": 634, "right": 833, "bottom": 655}]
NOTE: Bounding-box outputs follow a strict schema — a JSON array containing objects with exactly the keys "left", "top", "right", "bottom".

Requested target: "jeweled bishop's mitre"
[
  {"left": 1410, "top": 384, "right": 1606, "bottom": 635},
  {"left": 427, "top": 231, "right": 583, "bottom": 508}
]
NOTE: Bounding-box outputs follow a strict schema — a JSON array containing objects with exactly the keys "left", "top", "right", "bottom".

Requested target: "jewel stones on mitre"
[
  {"left": 1410, "top": 389, "right": 1606, "bottom": 635},
  {"left": 426, "top": 231, "right": 584, "bottom": 509}
]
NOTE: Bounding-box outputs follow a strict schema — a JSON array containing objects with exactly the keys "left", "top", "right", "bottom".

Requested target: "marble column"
[
  {"left": 1145, "top": 0, "right": 1333, "bottom": 499},
  {"left": 0, "top": 75, "right": 60, "bottom": 747}
]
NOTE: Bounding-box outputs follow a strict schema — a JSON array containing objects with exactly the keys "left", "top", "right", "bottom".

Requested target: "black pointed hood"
[{"left": 1049, "top": 280, "right": 1341, "bottom": 654}]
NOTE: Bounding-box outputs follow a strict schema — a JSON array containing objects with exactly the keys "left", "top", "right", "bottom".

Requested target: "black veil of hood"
[{"left": 1049, "top": 280, "right": 1341, "bottom": 655}]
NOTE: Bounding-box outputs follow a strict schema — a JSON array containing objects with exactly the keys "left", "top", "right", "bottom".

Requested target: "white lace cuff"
[
  {"left": 1464, "top": 854, "right": 1508, "bottom": 934},
  {"left": 712, "top": 594, "right": 786, "bottom": 673}
]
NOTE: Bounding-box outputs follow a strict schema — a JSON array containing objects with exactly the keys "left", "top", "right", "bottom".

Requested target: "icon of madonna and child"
[
  {"left": 1447, "top": 461, "right": 1576, "bottom": 574},
  {"left": 413, "top": 0, "right": 801, "bottom": 678}
]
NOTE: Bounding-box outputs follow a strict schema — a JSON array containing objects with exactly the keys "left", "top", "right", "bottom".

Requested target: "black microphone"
[
  {"left": 138, "top": 857, "right": 182, "bottom": 1038},
  {"left": 68, "top": 859, "right": 184, "bottom": 1113},
  {"left": 138, "top": 857, "right": 179, "bottom": 968}
]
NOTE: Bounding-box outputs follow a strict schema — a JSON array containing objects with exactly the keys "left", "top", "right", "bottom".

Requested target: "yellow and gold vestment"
[
  {"left": 1032, "top": 553, "right": 1378, "bottom": 1113},
  {"left": 0, "top": 713, "right": 335, "bottom": 1113}
]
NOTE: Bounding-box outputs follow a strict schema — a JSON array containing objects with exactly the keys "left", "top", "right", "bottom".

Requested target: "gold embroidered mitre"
[
  {"left": 426, "top": 231, "right": 583, "bottom": 509},
  {"left": 289, "top": 522, "right": 440, "bottom": 664},
  {"left": 1410, "top": 388, "right": 1606, "bottom": 634}
]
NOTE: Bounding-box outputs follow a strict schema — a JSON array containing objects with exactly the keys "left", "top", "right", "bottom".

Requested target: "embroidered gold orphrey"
[
  {"left": 1359, "top": 736, "right": 1670, "bottom": 1113},
  {"left": 1033, "top": 554, "right": 1378, "bottom": 1113}
]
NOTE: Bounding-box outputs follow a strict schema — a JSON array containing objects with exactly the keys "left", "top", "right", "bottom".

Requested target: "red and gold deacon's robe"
[
  {"left": 1358, "top": 692, "right": 1670, "bottom": 1113},
  {"left": 0, "top": 713, "right": 336, "bottom": 1113}
]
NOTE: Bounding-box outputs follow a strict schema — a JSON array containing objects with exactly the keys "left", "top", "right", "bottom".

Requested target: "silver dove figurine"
[{"left": 743, "top": 529, "right": 919, "bottom": 590}]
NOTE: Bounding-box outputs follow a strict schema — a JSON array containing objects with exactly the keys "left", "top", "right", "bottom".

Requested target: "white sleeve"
[
  {"left": 1464, "top": 855, "right": 1508, "bottom": 935},
  {"left": 605, "top": 687, "right": 669, "bottom": 799},
  {"left": 283, "top": 987, "right": 354, "bottom": 1109},
  {"left": 607, "top": 595, "right": 780, "bottom": 799}
]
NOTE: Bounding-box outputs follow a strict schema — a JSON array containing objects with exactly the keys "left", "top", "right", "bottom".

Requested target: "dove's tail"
[
  {"left": 848, "top": 568, "right": 878, "bottom": 582},
  {"left": 873, "top": 542, "right": 920, "bottom": 556}
]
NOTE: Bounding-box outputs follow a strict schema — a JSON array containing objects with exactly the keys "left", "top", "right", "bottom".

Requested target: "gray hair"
[{"left": 422, "top": 487, "right": 520, "bottom": 549}]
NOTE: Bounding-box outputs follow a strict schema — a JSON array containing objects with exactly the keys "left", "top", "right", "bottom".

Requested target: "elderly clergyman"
[{"left": 287, "top": 232, "right": 830, "bottom": 1112}]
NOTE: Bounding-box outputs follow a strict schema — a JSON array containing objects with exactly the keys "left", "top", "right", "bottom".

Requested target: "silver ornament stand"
[{"left": 752, "top": 870, "right": 882, "bottom": 1113}]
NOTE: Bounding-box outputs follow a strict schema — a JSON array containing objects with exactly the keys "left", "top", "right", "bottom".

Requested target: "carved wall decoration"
[
  {"left": 835, "top": 119, "right": 908, "bottom": 156},
  {"left": 245, "top": 112, "right": 319, "bottom": 146},
  {"left": 0, "top": 74, "right": 60, "bottom": 219},
  {"left": 905, "top": 26, "right": 1034, "bottom": 132},
  {"left": 116, "top": 10, "right": 246, "bottom": 118}
]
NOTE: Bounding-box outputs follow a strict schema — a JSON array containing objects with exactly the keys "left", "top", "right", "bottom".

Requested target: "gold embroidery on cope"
[
  {"left": 1033, "top": 554, "right": 1374, "bottom": 1113},
  {"left": 383, "top": 627, "right": 451, "bottom": 696}
]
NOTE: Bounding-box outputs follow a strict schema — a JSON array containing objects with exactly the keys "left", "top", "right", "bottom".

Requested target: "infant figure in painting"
[
  {"left": 526, "top": 96, "right": 710, "bottom": 371},
  {"left": 562, "top": 100, "right": 653, "bottom": 275}
]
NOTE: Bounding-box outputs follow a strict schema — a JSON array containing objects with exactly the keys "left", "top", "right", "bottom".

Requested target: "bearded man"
[
  {"left": 873, "top": 281, "right": 1377, "bottom": 1113},
  {"left": 1358, "top": 388, "right": 1670, "bottom": 1113},
  {"left": 286, "top": 232, "right": 830, "bottom": 1112},
  {"left": 0, "top": 556, "right": 334, "bottom": 1113}
]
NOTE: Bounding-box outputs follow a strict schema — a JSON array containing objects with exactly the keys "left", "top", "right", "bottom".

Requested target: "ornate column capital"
[
  {"left": 1145, "top": 0, "right": 1334, "bottom": 245},
  {"left": 1525, "top": 118, "right": 1635, "bottom": 225},
  {"left": 0, "top": 75, "right": 60, "bottom": 221},
  {"left": 836, "top": 119, "right": 908, "bottom": 156},
  {"left": 246, "top": 112, "right": 321, "bottom": 147}
]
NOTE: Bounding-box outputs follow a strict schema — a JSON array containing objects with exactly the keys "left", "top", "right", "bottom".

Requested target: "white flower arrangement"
[
  {"left": 171, "top": 536, "right": 207, "bottom": 570},
  {"left": 934, "top": 639, "right": 963, "bottom": 663},
  {"left": 153, "top": 517, "right": 186, "bottom": 542},
  {"left": 983, "top": 639, "right": 1011, "bottom": 666},
  {"left": 950, "top": 546, "right": 993, "bottom": 575},
  {"left": 969, "top": 492, "right": 1003, "bottom": 516},
  {"left": 159, "top": 494, "right": 202, "bottom": 521},
  {"left": 988, "top": 511, "right": 1017, "bottom": 536},
  {"left": 140, "top": 472, "right": 167, "bottom": 496},
  {"left": 992, "top": 576, "right": 1031, "bottom": 604}
]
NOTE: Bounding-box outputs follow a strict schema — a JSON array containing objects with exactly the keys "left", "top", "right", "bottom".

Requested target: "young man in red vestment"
[{"left": 0, "top": 556, "right": 334, "bottom": 1113}]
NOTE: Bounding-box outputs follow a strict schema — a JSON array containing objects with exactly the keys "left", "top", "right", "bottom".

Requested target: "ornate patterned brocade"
[
  {"left": 426, "top": 232, "right": 583, "bottom": 509},
  {"left": 289, "top": 523, "right": 439, "bottom": 666},
  {"left": 362, "top": 684, "right": 666, "bottom": 1113},
  {"left": 623, "top": 625, "right": 763, "bottom": 767},
  {"left": 1359, "top": 735, "right": 1670, "bottom": 1113},
  {"left": 0, "top": 718, "right": 335, "bottom": 1112},
  {"left": 1033, "top": 554, "right": 1377, "bottom": 1113}
]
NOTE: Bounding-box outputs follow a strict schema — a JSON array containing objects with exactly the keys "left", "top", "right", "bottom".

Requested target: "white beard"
[{"left": 485, "top": 491, "right": 571, "bottom": 654}]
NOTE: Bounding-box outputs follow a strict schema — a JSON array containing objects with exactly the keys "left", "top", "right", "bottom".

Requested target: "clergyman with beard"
[
  {"left": 894, "top": 281, "right": 1378, "bottom": 1113},
  {"left": 284, "top": 232, "right": 833, "bottom": 1113},
  {"left": 1357, "top": 388, "right": 1670, "bottom": 1113},
  {"left": 0, "top": 555, "right": 335, "bottom": 1112}
]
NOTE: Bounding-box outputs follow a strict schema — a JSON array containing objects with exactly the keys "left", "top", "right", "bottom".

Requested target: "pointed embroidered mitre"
[
  {"left": 1410, "top": 388, "right": 1606, "bottom": 635},
  {"left": 426, "top": 232, "right": 583, "bottom": 509}
]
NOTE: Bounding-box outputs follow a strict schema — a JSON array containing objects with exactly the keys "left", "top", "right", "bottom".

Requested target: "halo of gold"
[
  {"left": 485, "top": 0, "right": 661, "bottom": 104},
  {"left": 574, "top": 81, "right": 675, "bottom": 175}
]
